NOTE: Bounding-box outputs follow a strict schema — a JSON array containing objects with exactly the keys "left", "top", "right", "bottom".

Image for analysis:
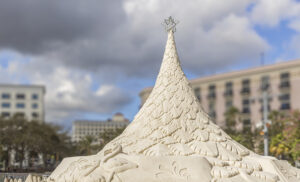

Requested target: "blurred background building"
[
  {"left": 0, "top": 84, "right": 46, "bottom": 122},
  {"left": 72, "top": 113, "right": 129, "bottom": 142},
  {"left": 140, "top": 60, "right": 300, "bottom": 130}
]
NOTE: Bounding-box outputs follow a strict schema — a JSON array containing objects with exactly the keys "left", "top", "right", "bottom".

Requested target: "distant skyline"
[{"left": 1, "top": 0, "right": 300, "bottom": 129}]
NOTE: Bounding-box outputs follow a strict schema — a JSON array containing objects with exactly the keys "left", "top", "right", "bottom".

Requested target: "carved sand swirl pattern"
[
  {"left": 49, "top": 27, "right": 300, "bottom": 182},
  {"left": 100, "top": 31, "right": 288, "bottom": 181}
]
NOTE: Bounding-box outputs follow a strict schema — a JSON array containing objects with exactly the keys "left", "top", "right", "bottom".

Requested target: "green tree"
[
  {"left": 268, "top": 110, "right": 286, "bottom": 138},
  {"left": 224, "top": 106, "right": 240, "bottom": 133},
  {"left": 74, "top": 127, "right": 126, "bottom": 156},
  {"left": 269, "top": 110, "right": 300, "bottom": 164},
  {"left": 224, "top": 107, "right": 255, "bottom": 151},
  {"left": 0, "top": 115, "right": 31, "bottom": 169},
  {"left": 77, "top": 135, "right": 98, "bottom": 155},
  {"left": 0, "top": 115, "right": 75, "bottom": 171},
  {"left": 26, "top": 121, "right": 75, "bottom": 168},
  {"left": 99, "top": 127, "right": 126, "bottom": 148}
]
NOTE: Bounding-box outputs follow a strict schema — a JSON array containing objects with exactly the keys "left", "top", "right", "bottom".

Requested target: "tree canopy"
[{"left": 0, "top": 116, "right": 74, "bottom": 172}]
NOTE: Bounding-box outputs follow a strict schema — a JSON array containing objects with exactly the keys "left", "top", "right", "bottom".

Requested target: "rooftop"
[
  {"left": 191, "top": 59, "right": 300, "bottom": 84},
  {"left": 0, "top": 83, "right": 46, "bottom": 93},
  {"left": 140, "top": 59, "right": 300, "bottom": 94},
  {"left": 73, "top": 120, "right": 129, "bottom": 124}
]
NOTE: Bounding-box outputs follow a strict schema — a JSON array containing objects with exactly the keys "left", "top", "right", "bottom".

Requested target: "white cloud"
[
  {"left": 250, "top": 0, "right": 300, "bottom": 27},
  {"left": 5, "top": 0, "right": 298, "bottom": 125},
  {"left": 0, "top": 57, "right": 132, "bottom": 123},
  {"left": 0, "top": 0, "right": 271, "bottom": 77},
  {"left": 122, "top": 0, "right": 269, "bottom": 73},
  {"left": 32, "top": 65, "right": 132, "bottom": 122},
  {"left": 288, "top": 19, "right": 300, "bottom": 32}
]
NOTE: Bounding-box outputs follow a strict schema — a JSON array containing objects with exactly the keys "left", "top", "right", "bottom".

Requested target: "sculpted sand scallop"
[{"left": 41, "top": 17, "right": 300, "bottom": 182}]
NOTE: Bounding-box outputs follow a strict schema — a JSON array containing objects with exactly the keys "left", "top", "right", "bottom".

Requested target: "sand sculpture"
[{"left": 31, "top": 17, "right": 300, "bottom": 182}]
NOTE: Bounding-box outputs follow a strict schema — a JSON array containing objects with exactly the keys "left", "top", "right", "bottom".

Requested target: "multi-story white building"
[
  {"left": 140, "top": 60, "right": 300, "bottom": 130},
  {"left": 72, "top": 113, "right": 129, "bottom": 142},
  {"left": 0, "top": 84, "right": 46, "bottom": 122}
]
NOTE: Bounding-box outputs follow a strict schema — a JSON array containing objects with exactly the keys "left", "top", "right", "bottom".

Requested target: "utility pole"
[
  {"left": 260, "top": 52, "right": 269, "bottom": 156},
  {"left": 262, "top": 90, "right": 269, "bottom": 156}
]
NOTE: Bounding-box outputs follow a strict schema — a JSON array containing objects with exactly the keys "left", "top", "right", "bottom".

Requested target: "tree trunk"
[{"left": 19, "top": 148, "right": 24, "bottom": 169}]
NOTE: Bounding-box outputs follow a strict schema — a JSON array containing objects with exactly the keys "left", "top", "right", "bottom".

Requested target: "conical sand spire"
[
  {"left": 103, "top": 19, "right": 250, "bottom": 159},
  {"left": 47, "top": 18, "right": 300, "bottom": 182}
]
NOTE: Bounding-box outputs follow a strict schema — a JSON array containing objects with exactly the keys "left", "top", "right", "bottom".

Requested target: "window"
[
  {"left": 209, "top": 102, "right": 215, "bottom": 110},
  {"left": 242, "top": 79, "right": 250, "bottom": 85},
  {"left": 225, "top": 100, "right": 233, "bottom": 108},
  {"left": 207, "top": 84, "right": 216, "bottom": 99},
  {"left": 225, "top": 82, "right": 233, "bottom": 87},
  {"left": 243, "top": 119, "right": 251, "bottom": 125},
  {"left": 241, "top": 87, "right": 250, "bottom": 94},
  {"left": 280, "top": 72, "right": 290, "bottom": 79},
  {"left": 224, "top": 90, "right": 233, "bottom": 96},
  {"left": 194, "top": 87, "right": 201, "bottom": 101},
  {"left": 1, "top": 112, "right": 10, "bottom": 117},
  {"left": 279, "top": 72, "right": 290, "bottom": 89},
  {"left": 242, "top": 107, "right": 250, "bottom": 114},
  {"left": 209, "top": 111, "right": 216, "bottom": 119},
  {"left": 224, "top": 82, "right": 233, "bottom": 97},
  {"left": 16, "top": 103, "right": 25, "bottom": 108},
  {"left": 260, "top": 105, "right": 271, "bottom": 112},
  {"left": 2, "top": 93, "right": 10, "bottom": 99},
  {"left": 32, "top": 94, "right": 38, "bottom": 100},
  {"left": 279, "top": 72, "right": 291, "bottom": 111},
  {"left": 259, "top": 97, "right": 272, "bottom": 103},
  {"left": 279, "top": 94, "right": 290, "bottom": 101},
  {"left": 32, "top": 103, "right": 38, "bottom": 109},
  {"left": 15, "top": 112, "right": 25, "bottom": 117},
  {"left": 209, "top": 85, "right": 216, "bottom": 90},
  {"left": 242, "top": 97, "right": 250, "bottom": 114},
  {"left": 209, "top": 101, "right": 216, "bottom": 119},
  {"left": 2, "top": 102, "right": 10, "bottom": 108},
  {"left": 279, "top": 81, "right": 290, "bottom": 89},
  {"left": 16, "top": 93, "right": 25, "bottom": 99},
  {"left": 194, "top": 87, "right": 200, "bottom": 93},
  {"left": 32, "top": 112, "right": 39, "bottom": 118},
  {"left": 242, "top": 99, "right": 250, "bottom": 105},
  {"left": 241, "top": 79, "right": 251, "bottom": 95},
  {"left": 280, "top": 103, "right": 290, "bottom": 110},
  {"left": 261, "top": 76, "right": 270, "bottom": 91}
]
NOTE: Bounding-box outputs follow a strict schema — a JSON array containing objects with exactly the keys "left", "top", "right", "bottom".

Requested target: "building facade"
[
  {"left": 0, "top": 84, "right": 46, "bottom": 122},
  {"left": 140, "top": 60, "right": 300, "bottom": 130},
  {"left": 72, "top": 113, "right": 129, "bottom": 142}
]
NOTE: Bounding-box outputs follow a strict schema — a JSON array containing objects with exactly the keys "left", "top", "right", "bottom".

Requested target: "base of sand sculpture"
[
  {"left": 32, "top": 18, "right": 300, "bottom": 182},
  {"left": 47, "top": 152, "right": 299, "bottom": 182}
]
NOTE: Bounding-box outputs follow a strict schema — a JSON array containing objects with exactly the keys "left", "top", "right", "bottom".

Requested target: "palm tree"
[
  {"left": 224, "top": 106, "right": 240, "bottom": 133},
  {"left": 99, "top": 127, "right": 126, "bottom": 148},
  {"left": 78, "top": 136, "right": 95, "bottom": 155}
]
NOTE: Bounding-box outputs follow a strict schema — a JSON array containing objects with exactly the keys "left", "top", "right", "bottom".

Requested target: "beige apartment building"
[
  {"left": 140, "top": 60, "right": 300, "bottom": 130},
  {"left": 0, "top": 84, "right": 46, "bottom": 122},
  {"left": 72, "top": 113, "right": 130, "bottom": 142}
]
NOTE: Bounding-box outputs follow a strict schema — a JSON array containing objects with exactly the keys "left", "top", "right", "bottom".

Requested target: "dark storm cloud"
[
  {"left": 0, "top": 0, "right": 272, "bottom": 124},
  {"left": 0, "top": 0, "right": 125, "bottom": 53},
  {"left": 0, "top": 0, "right": 269, "bottom": 80},
  {"left": 0, "top": 0, "right": 162, "bottom": 78}
]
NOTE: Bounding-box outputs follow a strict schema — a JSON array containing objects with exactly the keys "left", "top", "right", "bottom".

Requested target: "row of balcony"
[
  {"left": 239, "top": 103, "right": 290, "bottom": 115},
  {"left": 211, "top": 103, "right": 290, "bottom": 119},
  {"left": 203, "top": 82, "right": 290, "bottom": 100}
]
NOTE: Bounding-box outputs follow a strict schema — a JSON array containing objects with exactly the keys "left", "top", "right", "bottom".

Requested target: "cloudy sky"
[{"left": 1, "top": 0, "right": 300, "bottom": 128}]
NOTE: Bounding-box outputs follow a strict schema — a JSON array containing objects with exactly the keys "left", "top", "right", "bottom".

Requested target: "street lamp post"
[{"left": 262, "top": 91, "right": 269, "bottom": 156}]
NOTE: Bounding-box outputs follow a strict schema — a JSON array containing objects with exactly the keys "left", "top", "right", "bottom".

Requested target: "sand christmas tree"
[{"left": 43, "top": 17, "right": 300, "bottom": 182}]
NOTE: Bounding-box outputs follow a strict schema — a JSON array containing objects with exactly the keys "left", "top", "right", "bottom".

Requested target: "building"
[
  {"left": 140, "top": 60, "right": 300, "bottom": 130},
  {"left": 72, "top": 113, "right": 129, "bottom": 142},
  {"left": 0, "top": 84, "right": 46, "bottom": 122}
]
